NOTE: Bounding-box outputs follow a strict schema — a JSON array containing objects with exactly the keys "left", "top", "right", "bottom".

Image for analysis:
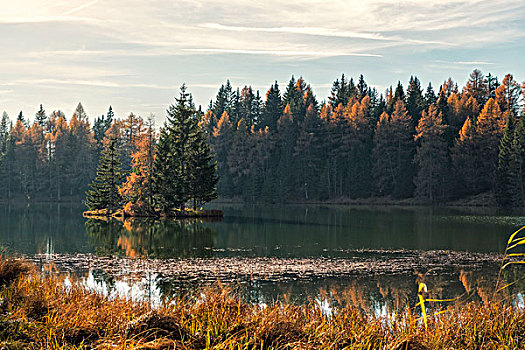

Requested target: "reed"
[{"left": 0, "top": 265, "right": 522, "bottom": 349}]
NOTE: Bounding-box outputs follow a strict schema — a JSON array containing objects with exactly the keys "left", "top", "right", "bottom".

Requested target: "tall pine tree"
[{"left": 85, "top": 139, "right": 123, "bottom": 212}]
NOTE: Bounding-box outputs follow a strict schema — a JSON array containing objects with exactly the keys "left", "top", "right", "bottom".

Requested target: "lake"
[{"left": 1, "top": 203, "right": 524, "bottom": 313}]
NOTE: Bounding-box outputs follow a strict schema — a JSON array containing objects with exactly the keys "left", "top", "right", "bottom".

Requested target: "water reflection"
[
  {"left": 75, "top": 265, "right": 524, "bottom": 314},
  {"left": 2, "top": 203, "right": 525, "bottom": 311},
  {"left": 1, "top": 203, "right": 523, "bottom": 256},
  {"left": 86, "top": 218, "right": 216, "bottom": 258}
]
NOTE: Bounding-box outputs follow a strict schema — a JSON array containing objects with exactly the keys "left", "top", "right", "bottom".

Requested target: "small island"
[{"left": 83, "top": 85, "right": 222, "bottom": 220}]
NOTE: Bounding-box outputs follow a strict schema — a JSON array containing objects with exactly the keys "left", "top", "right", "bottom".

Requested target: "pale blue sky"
[{"left": 0, "top": 0, "right": 524, "bottom": 123}]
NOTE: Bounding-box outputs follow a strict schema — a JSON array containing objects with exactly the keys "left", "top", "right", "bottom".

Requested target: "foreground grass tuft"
[{"left": 0, "top": 258, "right": 523, "bottom": 349}]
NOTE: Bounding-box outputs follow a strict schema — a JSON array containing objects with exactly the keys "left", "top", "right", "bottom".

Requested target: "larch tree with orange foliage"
[
  {"left": 212, "top": 111, "right": 234, "bottom": 196},
  {"left": 119, "top": 117, "right": 157, "bottom": 216}
]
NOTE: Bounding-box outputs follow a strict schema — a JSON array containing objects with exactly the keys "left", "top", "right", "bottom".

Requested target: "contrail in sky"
[{"left": 62, "top": 0, "right": 99, "bottom": 16}]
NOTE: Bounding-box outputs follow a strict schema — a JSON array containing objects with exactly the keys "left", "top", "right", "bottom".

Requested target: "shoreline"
[{"left": 1, "top": 192, "right": 521, "bottom": 213}]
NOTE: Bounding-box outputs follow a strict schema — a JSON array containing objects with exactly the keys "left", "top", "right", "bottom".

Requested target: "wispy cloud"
[
  {"left": 0, "top": 0, "right": 523, "bottom": 120},
  {"left": 0, "top": 15, "right": 100, "bottom": 24},
  {"left": 200, "top": 23, "right": 392, "bottom": 41},
  {"left": 435, "top": 60, "right": 495, "bottom": 66},
  {"left": 200, "top": 23, "right": 455, "bottom": 46},
  {"left": 454, "top": 61, "right": 495, "bottom": 65},
  {"left": 9, "top": 79, "right": 179, "bottom": 90},
  {"left": 182, "top": 48, "right": 383, "bottom": 58}
]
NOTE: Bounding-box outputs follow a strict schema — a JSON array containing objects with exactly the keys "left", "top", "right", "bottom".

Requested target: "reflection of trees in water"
[
  {"left": 85, "top": 218, "right": 216, "bottom": 258},
  {"left": 224, "top": 268, "right": 524, "bottom": 314},
  {"left": 215, "top": 204, "right": 515, "bottom": 254},
  {"left": 0, "top": 204, "right": 87, "bottom": 255}
]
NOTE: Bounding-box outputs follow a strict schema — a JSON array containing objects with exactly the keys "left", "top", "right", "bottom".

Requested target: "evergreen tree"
[
  {"left": 151, "top": 125, "right": 180, "bottom": 213},
  {"left": 251, "top": 90, "right": 263, "bottom": 128},
  {"left": 329, "top": 74, "right": 350, "bottom": 108},
  {"left": 486, "top": 73, "right": 500, "bottom": 100},
  {"left": 93, "top": 106, "right": 114, "bottom": 146},
  {"left": 373, "top": 101, "right": 415, "bottom": 198},
  {"left": 212, "top": 81, "right": 233, "bottom": 120},
  {"left": 260, "top": 82, "right": 283, "bottom": 131},
  {"left": 293, "top": 104, "right": 322, "bottom": 200},
  {"left": 424, "top": 83, "right": 437, "bottom": 108},
  {"left": 35, "top": 104, "right": 47, "bottom": 128},
  {"left": 414, "top": 105, "right": 448, "bottom": 202},
  {"left": 17, "top": 111, "right": 28, "bottom": 128},
  {"left": 85, "top": 139, "right": 123, "bottom": 211},
  {"left": 495, "top": 74, "right": 521, "bottom": 118},
  {"left": 212, "top": 111, "right": 234, "bottom": 196},
  {"left": 0, "top": 112, "right": 9, "bottom": 148},
  {"left": 494, "top": 114, "right": 515, "bottom": 206},
  {"left": 106, "top": 106, "right": 114, "bottom": 130},
  {"left": 227, "top": 118, "right": 251, "bottom": 196},
  {"left": 188, "top": 126, "right": 218, "bottom": 209},
  {"left": 152, "top": 85, "right": 216, "bottom": 212},
  {"left": 275, "top": 104, "right": 298, "bottom": 201},
  {"left": 357, "top": 74, "right": 368, "bottom": 101},
  {"left": 93, "top": 115, "right": 107, "bottom": 145},
  {"left": 346, "top": 96, "right": 374, "bottom": 197},
  {"left": 509, "top": 116, "right": 525, "bottom": 207},
  {"left": 393, "top": 81, "right": 405, "bottom": 103},
  {"left": 406, "top": 76, "right": 425, "bottom": 126}
]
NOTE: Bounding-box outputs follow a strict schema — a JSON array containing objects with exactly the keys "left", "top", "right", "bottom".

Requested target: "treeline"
[
  {"left": 0, "top": 103, "right": 160, "bottom": 201},
  {"left": 205, "top": 71, "right": 525, "bottom": 205},
  {"left": 0, "top": 69, "right": 524, "bottom": 206}
]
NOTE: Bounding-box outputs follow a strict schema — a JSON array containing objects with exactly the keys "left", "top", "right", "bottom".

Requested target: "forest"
[{"left": 0, "top": 69, "right": 524, "bottom": 206}]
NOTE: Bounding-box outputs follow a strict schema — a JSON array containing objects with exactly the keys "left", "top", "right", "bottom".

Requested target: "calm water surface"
[{"left": 1, "top": 203, "right": 524, "bottom": 311}]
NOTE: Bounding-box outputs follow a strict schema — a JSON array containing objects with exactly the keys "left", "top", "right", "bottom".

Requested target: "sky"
[{"left": 0, "top": 0, "right": 524, "bottom": 123}]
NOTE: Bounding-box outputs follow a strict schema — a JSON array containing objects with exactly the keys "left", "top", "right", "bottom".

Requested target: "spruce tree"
[
  {"left": 17, "top": 111, "right": 28, "bottom": 128},
  {"left": 151, "top": 125, "right": 181, "bottom": 213},
  {"left": 212, "top": 111, "right": 234, "bottom": 196},
  {"left": 329, "top": 74, "right": 350, "bottom": 108},
  {"left": 510, "top": 117, "right": 525, "bottom": 207},
  {"left": 373, "top": 101, "right": 415, "bottom": 198},
  {"left": 260, "top": 82, "right": 283, "bottom": 131},
  {"left": 0, "top": 112, "right": 9, "bottom": 148},
  {"left": 424, "top": 83, "right": 437, "bottom": 109},
  {"left": 494, "top": 114, "right": 515, "bottom": 206},
  {"left": 85, "top": 138, "right": 123, "bottom": 212},
  {"left": 406, "top": 76, "right": 425, "bottom": 126},
  {"left": 152, "top": 84, "right": 217, "bottom": 212},
  {"left": 35, "top": 104, "right": 47, "bottom": 128},
  {"left": 188, "top": 127, "right": 218, "bottom": 209},
  {"left": 414, "top": 105, "right": 448, "bottom": 202}
]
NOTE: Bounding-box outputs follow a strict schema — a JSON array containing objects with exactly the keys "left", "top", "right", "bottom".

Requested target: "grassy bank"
[{"left": 0, "top": 258, "right": 524, "bottom": 349}]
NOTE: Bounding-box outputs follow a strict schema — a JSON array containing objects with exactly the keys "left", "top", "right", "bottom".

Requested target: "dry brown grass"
[
  {"left": 0, "top": 254, "right": 33, "bottom": 286},
  {"left": 0, "top": 257, "right": 523, "bottom": 349}
]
